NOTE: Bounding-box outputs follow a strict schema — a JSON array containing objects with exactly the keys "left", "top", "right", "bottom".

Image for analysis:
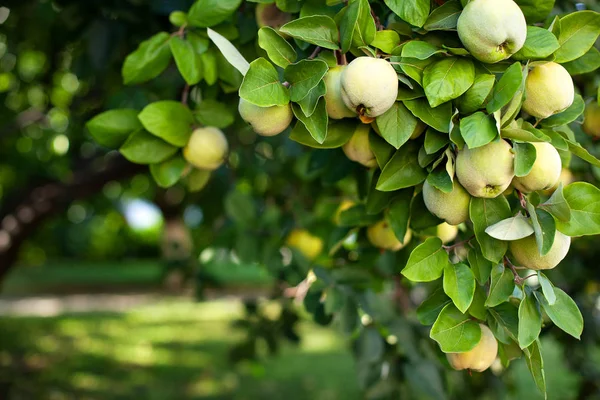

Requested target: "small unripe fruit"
[
  {"left": 447, "top": 324, "right": 498, "bottom": 372},
  {"left": 342, "top": 124, "right": 377, "bottom": 168},
  {"left": 286, "top": 229, "right": 323, "bottom": 260},
  {"left": 583, "top": 101, "right": 600, "bottom": 138},
  {"left": 509, "top": 231, "right": 571, "bottom": 270},
  {"left": 423, "top": 181, "right": 471, "bottom": 225},
  {"left": 512, "top": 142, "right": 562, "bottom": 193},
  {"left": 238, "top": 98, "right": 293, "bottom": 136},
  {"left": 367, "top": 220, "right": 411, "bottom": 251},
  {"left": 324, "top": 66, "right": 356, "bottom": 119},
  {"left": 183, "top": 127, "right": 228, "bottom": 171},
  {"left": 437, "top": 223, "right": 459, "bottom": 244},
  {"left": 456, "top": 140, "right": 515, "bottom": 198},
  {"left": 340, "top": 57, "right": 398, "bottom": 119},
  {"left": 169, "top": 11, "right": 187, "bottom": 27},
  {"left": 522, "top": 62, "right": 575, "bottom": 119},
  {"left": 334, "top": 200, "right": 355, "bottom": 224},
  {"left": 457, "top": 0, "right": 526, "bottom": 63}
]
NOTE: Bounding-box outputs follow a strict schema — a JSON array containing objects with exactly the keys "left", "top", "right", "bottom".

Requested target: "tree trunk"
[{"left": 0, "top": 154, "right": 145, "bottom": 283}]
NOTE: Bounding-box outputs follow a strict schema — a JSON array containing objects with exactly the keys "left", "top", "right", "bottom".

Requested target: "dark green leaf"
[
  {"left": 460, "top": 111, "right": 498, "bottom": 149},
  {"left": 404, "top": 98, "right": 452, "bottom": 133},
  {"left": 188, "top": 0, "right": 242, "bottom": 27},
  {"left": 376, "top": 102, "right": 418, "bottom": 149},
  {"left": 535, "top": 288, "right": 583, "bottom": 339},
  {"left": 485, "top": 264, "right": 515, "bottom": 307},
  {"left": 376, "top": 142, "right": 427, "bottom": 191},
  {"left": 486, "top": 62, "right": 523, "bottom": 114},
  {"left": 470, "top": 197, "right": 512, "bottom": 263},
  {"left": 86, "top": 109, "right": 141, "bottom": 148},
  {"left": 122, "top": 32, "right": 172, "bottom": 85},
  {"left": 423, "top": 57, "right": 475, "bottom": 107},
  {"left": 280, "top": 15, "right": 340, "bottom": 49},
  {"left": 518, "top": 289, "right": 542, "bottom": 349},
  {"left": 120, "top": 130, "right": 178, "bottom": 164}
]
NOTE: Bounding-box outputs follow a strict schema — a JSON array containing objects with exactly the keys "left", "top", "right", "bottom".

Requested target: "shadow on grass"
[{"left": 0, "top": 299, "right": 360, "bottom": 400}]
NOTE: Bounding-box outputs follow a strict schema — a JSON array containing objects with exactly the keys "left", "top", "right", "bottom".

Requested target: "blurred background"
[{"left": 0, "top": 0, "right": 599, "bottom": 399}]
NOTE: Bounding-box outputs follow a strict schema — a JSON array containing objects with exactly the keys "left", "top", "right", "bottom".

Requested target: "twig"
[
  {"left": 181, "top": 84, "right": 190, "bottom": 105},
  {"left": 517, "top": 190, "right": 528, "bottom": 211},
  {"left": 504, "top": 256, "right": 524, "bottom": 285},
  {"left": 370, "top": 7, "right": 384, "bottom": 31},
  {"left": 443, "top": 235, "right": 475, "bottom": 253},
  {"left": 171, "top": 24, "right": 187, "bottom": 38},
  {"left": 308, "top": 46, "right": 322, "bottom": 60}
]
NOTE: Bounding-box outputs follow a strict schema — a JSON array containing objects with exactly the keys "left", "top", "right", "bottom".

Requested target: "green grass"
[
  {"left": 1, "top": 259, "right": 274, "bottom": 295},
  {"left": 0, "top": 299, "right": 360, "bottom": 400}
]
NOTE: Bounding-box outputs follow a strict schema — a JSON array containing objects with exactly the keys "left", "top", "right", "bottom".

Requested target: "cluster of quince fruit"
[{"left": 180, "top": 0, "right": 597, "bottom": 374}]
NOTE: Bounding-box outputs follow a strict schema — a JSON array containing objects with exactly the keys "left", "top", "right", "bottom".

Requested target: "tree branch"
[{"left": 0, "top": 154, "right": 145, "bottom": 283}]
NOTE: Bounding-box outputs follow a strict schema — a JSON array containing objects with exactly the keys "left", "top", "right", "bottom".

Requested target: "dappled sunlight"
[{"left": 0, "top": 298, "right": 359, "bottom": 399}]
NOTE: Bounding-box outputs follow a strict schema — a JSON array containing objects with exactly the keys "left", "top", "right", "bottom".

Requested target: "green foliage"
[{"left": 55, "top": 0, "right": 600, "bottom": 397}]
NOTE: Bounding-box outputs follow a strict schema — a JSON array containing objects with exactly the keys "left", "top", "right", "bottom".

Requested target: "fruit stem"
[
  {"left": 370, "top": 7, "right": 384, "bottom": 31},
  {"left": 335, "top": 50, "right": 347, "bottom": 66}
]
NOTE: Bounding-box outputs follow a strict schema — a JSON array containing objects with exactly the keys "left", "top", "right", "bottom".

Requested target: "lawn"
[{"left": 0, "top": 299, "right": 360, "bottom": 400}]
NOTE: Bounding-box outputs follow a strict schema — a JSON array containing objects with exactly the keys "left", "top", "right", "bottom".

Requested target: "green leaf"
[
  {"left": 369, "top": 133, "right": 395, "bottom": 169},
  {"left": 188, "top": 0, "right": 242, "bottom": 27},
  {"left": 225, "top": 190, "right": 256, "bottom": 226},
  {"left": 537, "top": 272, "right": 556, "bottom": 305},
  {"left": 258, "top": 27, "right": 297, "bottom": 69},
  {"left": 195, "top": 100, "right": 235, "bottom": 129},
  {"left": 518, "top": 289, "right": 542, "bottom": 349},
  {"left": 298, "top": 80, "right": 326, "bottom": 117},
  {"left": 86, "top": 109, "right": 141, "bottom": 148},
  {"left": 562, "top": 47, "right": 600, "bottom": 76},
  {"left": 376, "top": 102, "right": 418, "bottom": 149},
  {"left": 486, "top": 62, "right": 523, "bottom": 114},
  {"left": 541, "top": 94, "right": 585, "bottom": 128},
  {"left": 468, "top": 285, "right": 488, "bottom": 320},
  {"left": 186, "top": 168, "right": 211, "bottom": 192},
  {"left": 456, "top": 74, "right": 495, "bottom": 114},
  {"left": 556, "top": 182, "right": 600, "bottom": 236},
  {"left": 280, "top": 15, "right": 340, "bottom": 50},
  {"left": 376, "top": 142, "right": 427, "bottom": 191},
  {"left": 443, "top": 262, "right": 475, "bottom": 313},
  {"left": 527, "top": 203, "right": 556, "bottom": 257},
  {"left": 513, "top": 26, "right": 560, "bottom": 60},
  {"left": 538, "top": 183, "right": 571, "bottom": 222},
  {"left": 358, "top": 327, "right": 384, "bottom": 363},
  {"left": 423, "top": 0, "right": 461, "bottom": 31},
  {"left": 384, "top": 0, "right": 431, "bottom": 28},
  {"left": 485, "top": 264, "right": 515, "bottom": 307},
  {"left": 485, "top": 214, "right": 534, "bottom": 241},
  {"left": 284, "top": 59, "right": 329, "bottom": 102},
  {"left": 426, "top": 160, "right": 453, "bottom": 193},
  {"left": 430, "top": 304, "right": 481, "bottom": 353},
  {"left": 401, "top": 41, "right": 445, "bottom": 60},
  {"left": 535, "top": 288, "right": 583, "bottom": 339},
  {"left": 207, "top": 28, "right": 250, "bottom": 76},
  {"left": 239, "top": 58, "right": 290, "bottom": 107},
  {"left": 404, "top": 98, "right": 452, "bottom": 133},
  {"left": 150, "top": 155, "right": 187, "bottom": 188},
  {"left": 470, "top": 196, "right": 512, "bottom": 263},
  {"left": 401, "top": 237, "right": 448, "bottom": 282},
  {"left": 340, "top": 0, "right": 376, "bottom": 52},
  {"left": 170, "top": 36, "right": 202, "bottom": 85},
  {"left": 515, "top": 0, "right": 555, "bottom": 23},
  {"left": 459, "top": 112, "right": 498, "bottom": 149},
  {"left": 290, "top": 119, "right": 353, "bottom": 149},
  {"left": 468, "top": 244, "right": 493, "bottom": 285},
  {"left": 371, "top": 30, "right": 401, "bottom": 54},
  {"left": 566, "top": 140, "right": 600, "bottom": 167},
  {"left": 120, "top": 130, "right": 178, "bottom": 164},
  {"left": 488, "top": 303, "right": 519, "bottom": 343},
  {"left": 338, "top": 204, "right": 380, "bottom": 227},
  {"left": 424, "top": 128, "right": 448, "bottom": 154},
  {"left": 423, "top": 57, "right": 474, "bottom": 107},
  {"left": 292, "top": 99, "right": 328, "bottom": 144},
  {"left": 394, "top": 57, "right": 433, "bottom": 86},
  {"left": 554, "top": 11, "right": 600, "bottom": 63},
  {"left": 138, "top": 101, "right": 194, "bottom": 147},
  {"left": 200, "top": 48, "right": 218, "bottom": 85},
  {"left": 122, "top": 32, "right": 172, "bottom": 85},
  {"left": 387, "top": 189, "right": 413, "bottom": 244},
  {"left": 417, "top": 288, "right": 451, "bottom": 325},
  {"left": 513, "top": 141, "right": 537, "bottom": 177},
  {"left": 523, "top": 340, "right": 546, "bottom": 396}
]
